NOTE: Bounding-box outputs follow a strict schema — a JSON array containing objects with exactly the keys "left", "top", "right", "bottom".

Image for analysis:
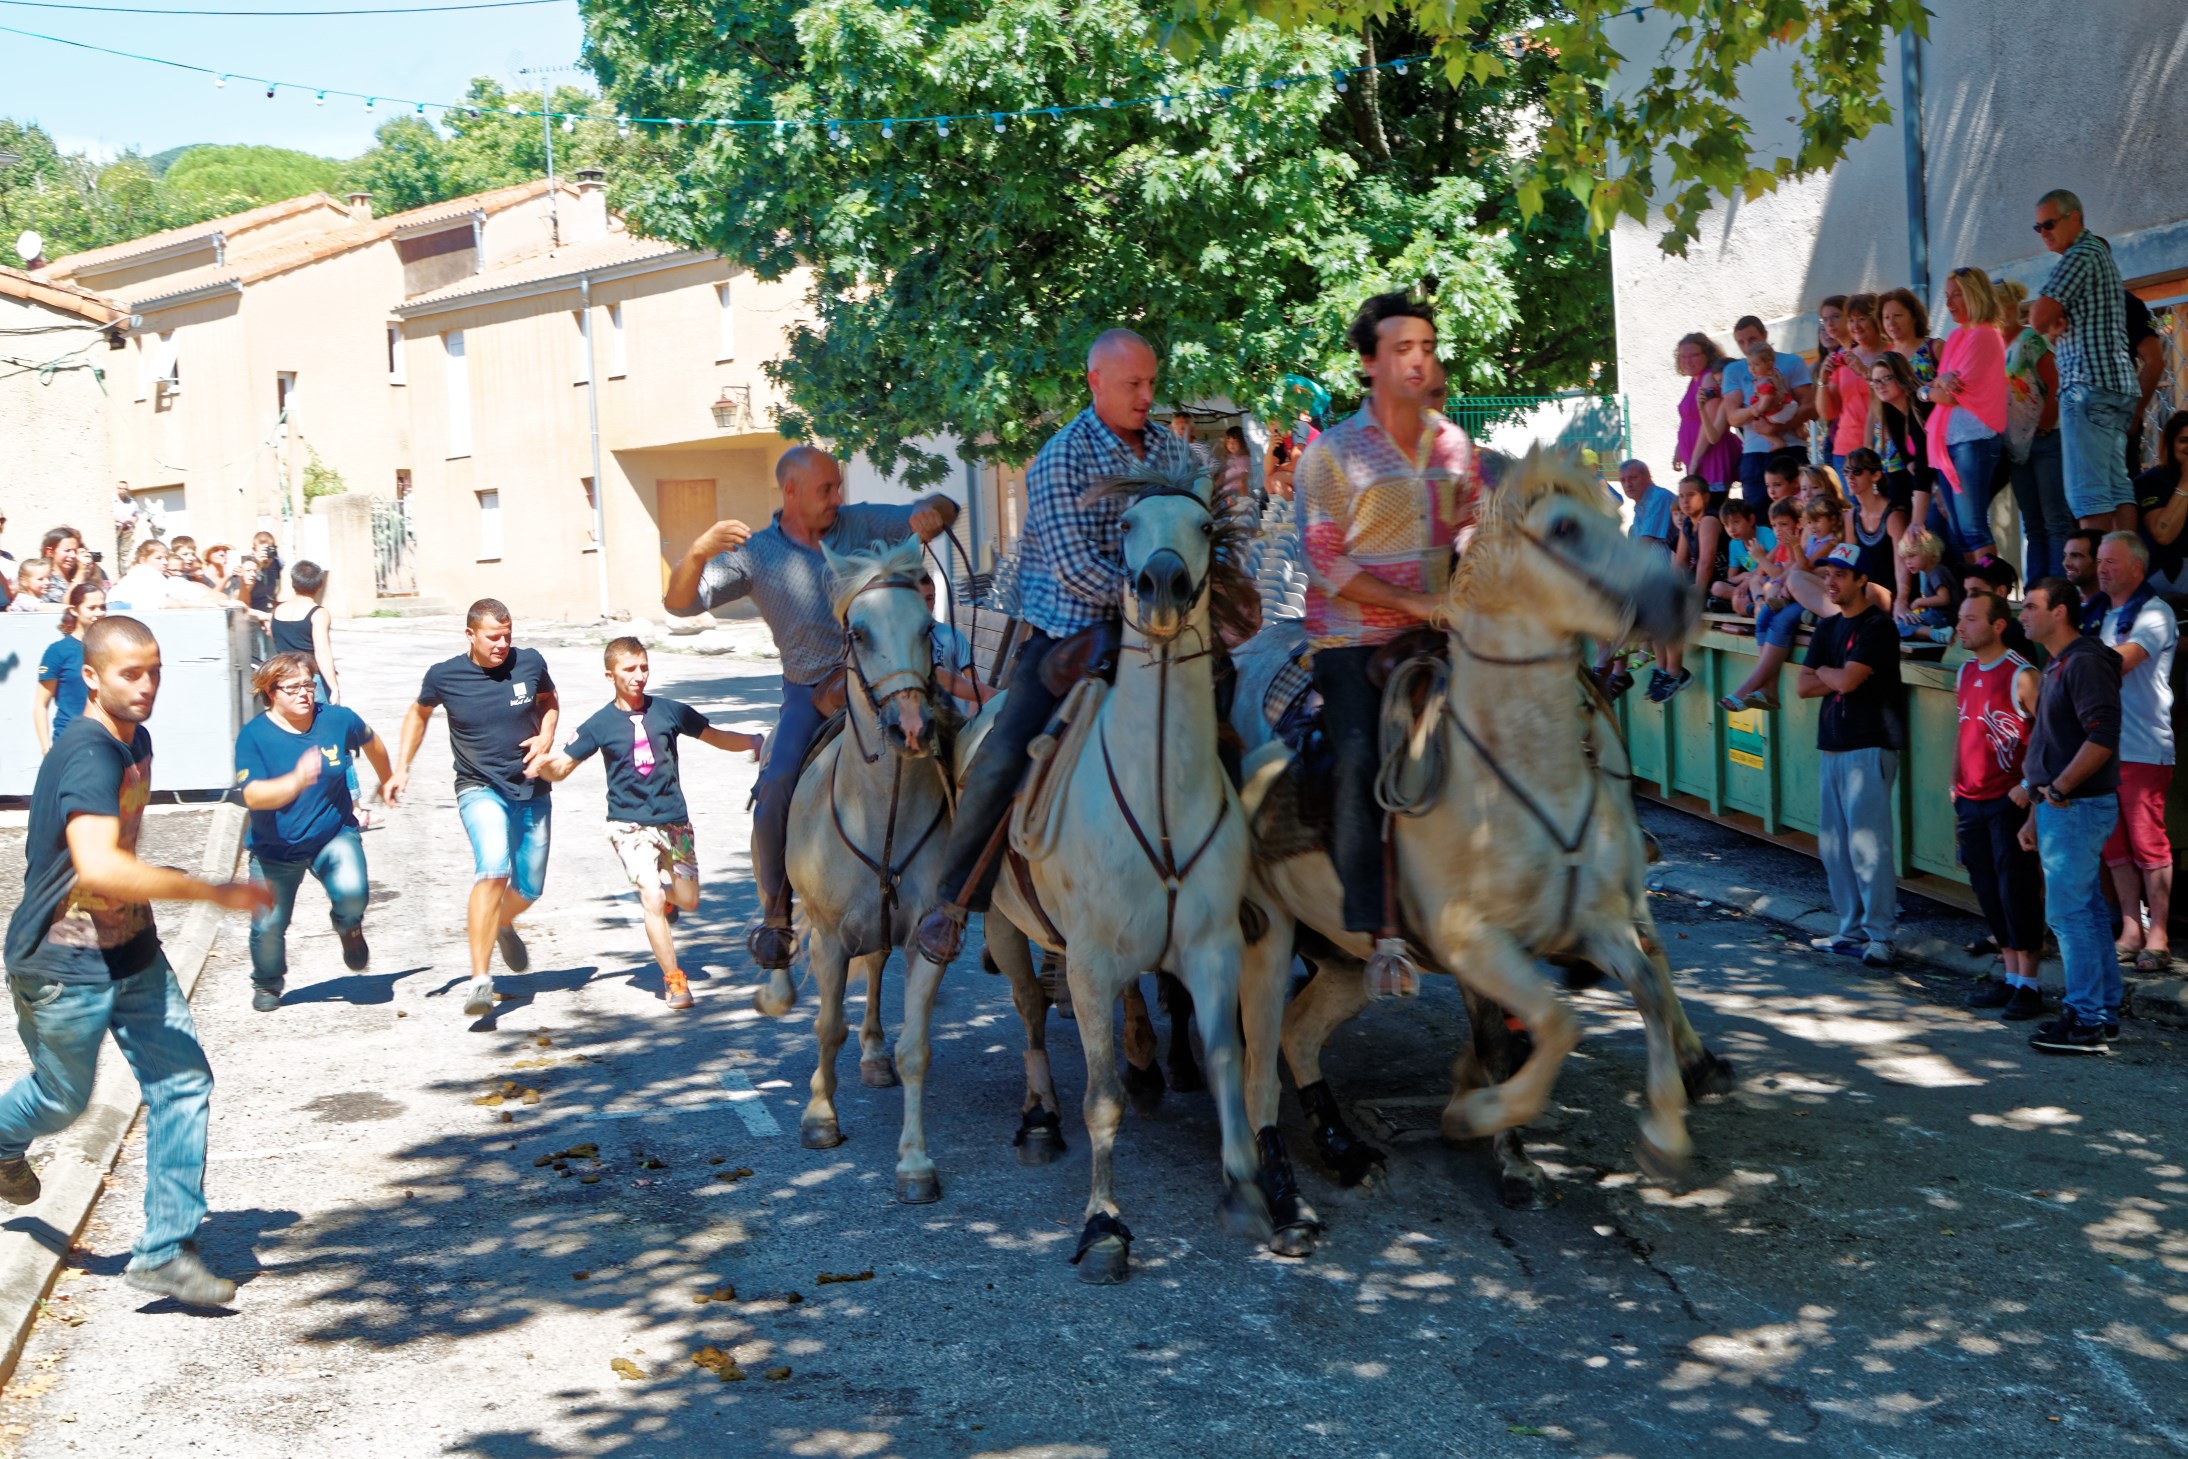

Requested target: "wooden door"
[{"left": 657, "top": 479, "right": 718, "bottom": 592}]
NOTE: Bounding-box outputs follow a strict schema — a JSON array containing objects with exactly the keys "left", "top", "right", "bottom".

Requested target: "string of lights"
[
  {"left": 0, "top": 5, "right": 1656, "bottom": 135},
  {"left": 0, "top": 0, "right": 563, "bottom": 16}
]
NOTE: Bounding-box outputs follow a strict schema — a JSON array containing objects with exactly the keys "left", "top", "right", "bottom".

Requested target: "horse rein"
[{"left": 840, "top": 578, "right": 943, "bottom": 767}]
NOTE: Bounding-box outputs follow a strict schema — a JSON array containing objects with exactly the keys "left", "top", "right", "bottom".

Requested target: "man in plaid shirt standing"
[
  {"left": 2031, "top": 188, "right": 2141, "bottom": 533},
  {"left": 913, "top": 328, "right": 1196, "bottom": 965},
  {"left": 1296, "top": 292, "right": 1479, "bottom": 995}
]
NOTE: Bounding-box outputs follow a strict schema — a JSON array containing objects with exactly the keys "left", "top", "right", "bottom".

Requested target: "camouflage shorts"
[{"left": 606, "top": 819, "right": 698, "bottom": 892}]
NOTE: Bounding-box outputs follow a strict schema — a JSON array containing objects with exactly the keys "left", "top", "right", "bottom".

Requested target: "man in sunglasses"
[{"left": 2030, "top": 189, "right": 2139, "bottom": 535}]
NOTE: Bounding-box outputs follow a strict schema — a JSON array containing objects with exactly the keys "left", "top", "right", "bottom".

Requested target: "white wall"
[{"left": 1, "top": 293, "right": 116, "bottom": 562}]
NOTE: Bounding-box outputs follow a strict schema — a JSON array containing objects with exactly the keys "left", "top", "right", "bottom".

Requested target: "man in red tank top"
[{"left": 1953, "top": 592, "right": 2045, "bottom": 1018}]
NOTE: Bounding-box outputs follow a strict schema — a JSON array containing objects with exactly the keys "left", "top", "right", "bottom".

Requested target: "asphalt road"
[{"left": 0, "top": 617, "right": 2182, "bottom": 1459}]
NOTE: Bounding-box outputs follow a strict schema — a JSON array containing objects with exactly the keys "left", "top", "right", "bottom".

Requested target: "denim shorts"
[
  {"left": 2058, "top": 383, "right": 2137, "bottom": 518},
  {"left": 456, "top": 785, "right": 552, "bottom": 900},
  {"left": 1754, "top": 596, "right": 1805, "bottom": 648}
]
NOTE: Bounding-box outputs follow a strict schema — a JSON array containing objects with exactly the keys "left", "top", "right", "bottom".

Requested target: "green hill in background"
[{"left": 163, "top": 144, "right": 342, "bottom": 203}]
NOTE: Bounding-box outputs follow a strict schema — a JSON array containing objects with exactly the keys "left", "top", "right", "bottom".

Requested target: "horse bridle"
[
  {"left": 840, "top": 577, "right": 943, "bottom": 767},
  {"left": 831, "top": 577, "right": 951, "bottom": 934}
]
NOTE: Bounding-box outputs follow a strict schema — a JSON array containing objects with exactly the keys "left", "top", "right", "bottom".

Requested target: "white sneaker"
[
  {"left": 1809, "top": 934, "right": 1863, "bottom": 955},
  {"left": 462, "top": 977, "right": 497, "bottom": 1017}
]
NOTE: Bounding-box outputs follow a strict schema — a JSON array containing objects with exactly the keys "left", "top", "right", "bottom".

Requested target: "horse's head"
[
  {"left": 1084, "top": 457, "right": 1244, "bottom": 643},
  {"left": 827, "top": 537, "right": 947, "bottom": 759},
  {"left": 1452, "top": 448, "right": 1701, "bottom": 647}
]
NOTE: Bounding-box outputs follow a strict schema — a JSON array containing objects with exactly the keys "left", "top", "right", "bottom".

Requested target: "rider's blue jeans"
[
  {"left": 751, "top": 676, "right": 829, "bottom": 921},
  {"left": 932, "top": 629, "right": 1061, "bottom": 909},
  {"left": 1313, "top": 644, "right": 1386, "bottom": 933}
]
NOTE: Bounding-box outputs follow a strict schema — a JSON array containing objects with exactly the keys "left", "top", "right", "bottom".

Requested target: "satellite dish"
[{"left": 15, "top": 230, "right": 43, "bottom": 266}]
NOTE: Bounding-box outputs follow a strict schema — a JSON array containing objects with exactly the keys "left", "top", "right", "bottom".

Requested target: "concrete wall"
[
  {"left": 1611, "top": 0, "right": 2188, "bottom": 471},
  {"left": 0, "top": 292, "right": 117, "bottom": 562}
]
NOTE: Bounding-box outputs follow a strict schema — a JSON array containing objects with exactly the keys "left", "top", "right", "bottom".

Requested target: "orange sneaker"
[{"left": 663, "top": 968, "right": 694, "bottom": 1011}]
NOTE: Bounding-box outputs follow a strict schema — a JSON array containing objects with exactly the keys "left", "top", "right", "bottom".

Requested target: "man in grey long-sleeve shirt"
[
  {"left": 662, "top": 447, "right": 956, "bottom": 968},
  {"left": 2016, "top": 577, "right": 2123, "bottom": 1054}
]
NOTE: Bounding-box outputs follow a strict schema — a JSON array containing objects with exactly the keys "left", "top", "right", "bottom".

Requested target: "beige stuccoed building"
[
  {"left": 0, "top": 266, "right": 128, "bottom": 567},
  {"left": 391, "top": 177, "right": 810, "bottom": 620}
]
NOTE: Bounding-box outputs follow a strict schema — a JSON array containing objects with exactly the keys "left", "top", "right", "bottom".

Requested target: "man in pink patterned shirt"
[{"left": 1297, "top": 292, "right": 1480, "bottom": 992}]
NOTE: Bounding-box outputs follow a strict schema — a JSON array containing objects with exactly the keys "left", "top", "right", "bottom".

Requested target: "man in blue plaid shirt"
[
  {"left": 2031, "top": 188, "right": 2140, "bottom": 532},
  {"left": 913, "top": 328, "right": 1195, "bottom": 964}
]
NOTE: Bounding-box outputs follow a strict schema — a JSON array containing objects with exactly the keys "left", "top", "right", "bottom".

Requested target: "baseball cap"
[{"left": 1818, "top": 542, "right": 1865, "bottom": 573}]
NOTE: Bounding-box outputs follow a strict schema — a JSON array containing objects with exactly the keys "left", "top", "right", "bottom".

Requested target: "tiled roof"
[
  {"left": 43, "top": 193, "right": 349, "bottom": 279},
  {"left": 123, "top": 179, "right": 570, "bottom": 311},
  {"left": 0, "top": 265, "right": 125, "bottom": 324},
  {"left": 398, "top": 232, "right": 698, "bottom": 310}
]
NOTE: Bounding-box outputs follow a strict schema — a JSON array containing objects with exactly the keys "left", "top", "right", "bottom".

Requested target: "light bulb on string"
[
  {"left": 415, "top": 101, "right": 426, "bottom": 114},
  {"left": 1334, "top": 74, "right": 1348, "bottom": 93},
  {"left": 617, "top": 116, "right": 630, "bottom": 137},
  {"left": 365, "top": 97, "right": 376, "bottom": 111},
  {"left": 1395, "top": 60, "right": 1407, "bottom": 75},
  {"left": 992, "top": 114, "right": 1005, "bottom": 132},
  {"left": 562, "top": 117, "right": 575, "bottom": 133},
  {"left": 936, "top": 118, "right": 949, "bottom": 137},
  {"left": 881, "top": 121, "right": 893, "bottom": 139},
  {"left": 215, "top": 73, "right": 226, "bottom": 88},
  {"left": 265, "top": 85, "right": 276, "bottom": 100},
  {"left": 315, "top": 91, "right": 326, "bottom": 106}
]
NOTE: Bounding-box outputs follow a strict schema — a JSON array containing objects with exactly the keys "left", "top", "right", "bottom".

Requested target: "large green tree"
[
  {"left": 338, "top": 79, "right": 625, "bottom": 215},
  {"left": 585, "top": 0, "right": 1612, "bottom": 486},
  {"left": 0, "top": 121, "right": 201, "bottom": 263},
  {"left": 1168, "top": 0, "right": 1930, "bottom": 255}
]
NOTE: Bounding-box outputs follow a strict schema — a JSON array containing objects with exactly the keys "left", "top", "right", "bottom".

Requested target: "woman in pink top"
[
  {"left": 1815, "top": 292, "right": 1887, "bottom": 482},
  {"left": 1924, "top": 268, "right": 2010, "bottom": 564},
  {"left": 1672, "top": 332, "right": 1742, "bottom": 491}
]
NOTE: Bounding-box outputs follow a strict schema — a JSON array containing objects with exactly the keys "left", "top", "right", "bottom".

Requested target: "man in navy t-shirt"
[
  {"left": 383, "top": 599, "right": 559, "bottom": 1020},
  {"left": 0, "top": 616, "right": 272, "bottom": 1307},
  {"left": 525, "top": 637, "right": 757, "bottom": 1010},
  {"left": 232, "top": 650, "right": 395, "bottom": 1011}
]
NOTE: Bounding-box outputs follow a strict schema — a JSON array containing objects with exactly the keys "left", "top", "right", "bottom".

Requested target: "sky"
[{"left": 0, "top": 0, "right": 588, "bottom": 159}]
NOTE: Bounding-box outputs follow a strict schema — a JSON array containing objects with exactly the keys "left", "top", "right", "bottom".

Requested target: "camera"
[{"left": 88, "top": 551, "right": 103, "bottom": 563}]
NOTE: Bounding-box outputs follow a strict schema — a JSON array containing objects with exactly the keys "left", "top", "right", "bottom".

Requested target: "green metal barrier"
[
  {"left": 1446, "top": 393, "right": 1631, "bottom": 468},
  {"left": 1611, "top": 620, "right": 1974, "bottom": 906}
]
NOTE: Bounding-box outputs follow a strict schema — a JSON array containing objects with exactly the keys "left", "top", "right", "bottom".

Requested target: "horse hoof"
[
  {"left": 752, "top": 984, "right": 795, "bottom": 1018},
  {"left": 1324, "top": 1139, "right": 1388, "bottom": 1189},
  {"left": 860, "top": 1057, "right": 899, "bottom": 1089},
  {"left": 800, "top": 1118, "right": 844, "bottom": 1150},
  {"left": 1216, "top": 1180, "right": 1273, "bottom": 1243},
  {"left": 1123, "top": 1061, "right": 1166, "bottom": 1116},
  {"left": 895, "top": 1168, "right": 941, "bottom": 1204},
  {"left": 1683, "top": 1050, "right": 1738, "bottom": 1102},
  {"left": 1013, "top": 1109, "right": 1066, "bottom": 1166},
  {"left": 1075, "top": 1236, "right": 1130, "bottom": 1285},
  {"left": 1500, "top": 1172, "right": 1557, "bottom": 1211},
  {"left": 1635, "top": 1135, "right": 1690, "bottom": 1184},
  {"left": 1268, "top": 1221, "right": 1321, "bottom": 1259}
]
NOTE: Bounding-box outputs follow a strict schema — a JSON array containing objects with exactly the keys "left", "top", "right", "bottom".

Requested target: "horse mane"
[
  {"left": 1447, "top": 445, "right": 1615, "bottom": 609},
  {"left": 827, "top": 535, "right": 929, "bottom": 623},
  {"left": 1079, "top": 446, "right": 1259, "bottom": 568}
]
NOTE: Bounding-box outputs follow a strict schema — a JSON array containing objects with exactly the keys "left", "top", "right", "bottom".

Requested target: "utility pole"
[{"left": 516, "top": 63, "right": 584, "bottom": 247}]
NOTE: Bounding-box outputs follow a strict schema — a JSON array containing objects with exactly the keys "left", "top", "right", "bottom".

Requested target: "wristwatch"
[{"left": 2043, "top": 784, "right": 2070, "bottom": 805}]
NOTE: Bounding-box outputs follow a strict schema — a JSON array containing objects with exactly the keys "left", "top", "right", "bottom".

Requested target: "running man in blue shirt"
[{"left": 232, "top": 651, "right": 397, "bottom": 1012}]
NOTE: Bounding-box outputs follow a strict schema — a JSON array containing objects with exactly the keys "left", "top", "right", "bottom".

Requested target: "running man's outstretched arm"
[
  {"left": 383, "top": 700, "right": 435, "bottom": 801},
  {"left": 522, "top": 692, "right": 560, "bottom": 767},
  {"left": 68, "top": 813, "right": 272, "bottom": 913}
]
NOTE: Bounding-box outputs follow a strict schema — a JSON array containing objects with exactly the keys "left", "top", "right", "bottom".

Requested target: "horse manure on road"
[
  {"left": 712, "top": 1166, "right": 755, "bottom": 1183},
  {"left": 609, "top": 1358, "right": 644, "bottom": 1382},
  {"left": 691, "top": 1347, "right": 745, "bottom": 1381},
  {"left": 815, "top": 1270, "right": 873, "bottom": 1285},
  {"left": 692, "top": 1284, "right": 736, "bottom": 1304}
]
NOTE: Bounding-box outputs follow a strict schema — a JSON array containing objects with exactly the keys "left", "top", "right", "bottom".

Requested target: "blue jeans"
[
  {"left": 1929, "top": 433, "right": 2002, "bottom": 557},
  {"left": 1818, "top": 748, "right": 1898, "bottom": 944},
  {"left": 1737, "top": 452, "right": 1770, "bottom": 505},
  {"left": 0, "top": 957, "right": 212, "bottom": 1270},
  {"left": 751, "top": 677, "right": 828, "bottom": 920},
  {"left": 2036, "top": 795, "right": 2123, "bottom": 1024},
  {"left": 2009, "top": 429, "right": 2070, "bottom": 582},
  {"left": 2059, "top": 383, "right": 2138, "bottom": 518},
  {"left": 248, "top": 828, "right": 369, "bottom": 988},
  {"left": 456, "top": 786, "right": 552, "bottom": 901},
  {"left": 1754, "top": 596, "right": 1804, "bottom": 647}
]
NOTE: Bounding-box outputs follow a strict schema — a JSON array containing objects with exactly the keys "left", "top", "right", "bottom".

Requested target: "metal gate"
[
  {"left": 1446, "top": 393, "right": 1630, "bottom": 471},
  {"left": 372, "top": 495, "right": 416, "bottom": 597}
]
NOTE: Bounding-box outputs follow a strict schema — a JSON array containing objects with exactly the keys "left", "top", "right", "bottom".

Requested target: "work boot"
[
  {"left": 125, "top": 1245, "right": 236, "bottom": 1308},
  {"left": 251, "top": 983, "right": 283, "bottom": 1013},
  {"left": 913, "top": 904, "right": 968, "bottom": 967},
  {"left": 746, "top": 922, "right": 797, "bottom": 971},
  {"left": 338, "top": 925, "right": 370, "bottom": 971},
  {"left": 0, "top": 1157, "right": 40, "bottom": 1206}
]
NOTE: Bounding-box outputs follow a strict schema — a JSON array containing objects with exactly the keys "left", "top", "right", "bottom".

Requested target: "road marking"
[{"left": 719, "top": 1069, "right": 783, "bottom": 1137}]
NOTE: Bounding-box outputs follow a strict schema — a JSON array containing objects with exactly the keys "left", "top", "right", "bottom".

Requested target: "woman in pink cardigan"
[{"left": 1923, "top": 268, "right": 2010, "bottom": 565}]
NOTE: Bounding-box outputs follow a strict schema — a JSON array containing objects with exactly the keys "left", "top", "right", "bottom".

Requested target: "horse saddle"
[
  {"left": 1037, "top": 621, "right": 1123, "bottom": 698},
  {"left": 809, "top": 664, "right": 849, "bottom": 720}
]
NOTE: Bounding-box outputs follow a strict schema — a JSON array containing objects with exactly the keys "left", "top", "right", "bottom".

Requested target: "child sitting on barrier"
[
  {"left": 1719, "top": 497, "right": 1770, "bottom": 615},
  {"left": 1896, "top": 529, "right": 1956, "bottom": 641}
]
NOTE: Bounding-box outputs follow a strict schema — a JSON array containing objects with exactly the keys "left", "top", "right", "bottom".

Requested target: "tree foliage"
[
  {"left": 0, "top": 121, "right": 200, "bottom": 263},
  {"left": 337, "top": 79, "right": 625, "bottom": 215},
  {"left": 164, "top": 145, "right": 342, "bottom": 206},
  {"left": 1166, "top": 0, "right": 1929, "bottom": 255},
  {"left": 586, "top": 0, "right": 1615, "bottom": 486}
]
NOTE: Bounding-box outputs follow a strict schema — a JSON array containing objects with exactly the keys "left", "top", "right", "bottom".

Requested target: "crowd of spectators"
[{"left": 1618, "top": 186, "right": 2180, "bottom": 1055}]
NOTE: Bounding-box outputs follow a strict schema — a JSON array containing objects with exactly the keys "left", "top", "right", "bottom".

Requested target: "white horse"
[
  {"left": 770, "top": 538, "right": 956, "bottom": 1149},
  {"left": 895, "top": 461, "right": 1270, "bottom": 1283},
  {"left": 1235, "top": 449, "right": 1724, "bottom": 1251}
]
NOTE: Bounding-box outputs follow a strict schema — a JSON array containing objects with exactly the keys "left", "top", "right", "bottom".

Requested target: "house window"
[
  {"left": 133, "top": 336, "right": 148, "bottom": 401},
  {"left": 607, "top": 303, "right": 627, "bottom": 378},
  {"left": 387, "top": 324, "right": 406, "bottom": 386},
  {"left": 477, "top": 489, "right": 502, "bottom": 560},
  {"left": 152, "top": 331, "right": 180, "bottom": 395},
  {"left": 581, "top": 476, "right": 599, "bottom": 551},
  {"left": 276, "top": 371, "right": 297, "bottom": 439},
  {"left": 716, "top": 281, "right": 735, "bottom": 362},
  {"left": 573, "top": 310, "right": 590, "bottom": 384},
  {"left": 444, "top": 330, "right": 471, "bottom": 458},
  {"left": 140, "top": 484, "right": 188, "bottom": 543}
]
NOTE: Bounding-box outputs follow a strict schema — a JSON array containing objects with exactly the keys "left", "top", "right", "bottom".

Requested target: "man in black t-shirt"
[
  {"left": 525, "top": 638, "right": 757, "bottom": 1010},
  {"left": 384, "top": 599, "right": 560, "bottom": 1020},
  {"left": 0, "top": 617, "right": 272, "bottom": 1307},
  {"left": 1799, "top": 543, "right": 1905, "bottom": 968}
]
